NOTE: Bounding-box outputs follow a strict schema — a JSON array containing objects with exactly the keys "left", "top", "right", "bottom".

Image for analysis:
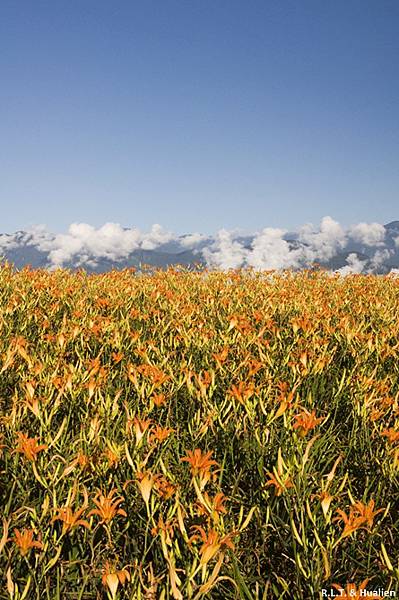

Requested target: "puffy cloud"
[
  {"left": 369, "top": 248, "right": 393, "bottom": 271},
  {"left": 38, "top": 223, "right": 143, "bottom": 267},
  {"left": 298, "top": 216, "right": 347, "bottom": 263},
  {"left": 349, "top": 222, "right": 386, "bottom": 246},
  {"left": 246, "top": 228, "right": 302, "bottom": 270},
  {"left": 32, "top": 222, "right": 174, "bottom": 267},
  {"left": 337, "top": 253, "right": 366, "bottom": 275},
  {"left": 0, "top": 234, "right": 19, "bottom": 251},
  {"left": 140, "top": 224, "right": 173, "bottom": 250},
  {"left": 1, "top": 217, "right": 398, "bottom": 273},
  {"left": 180, "top": 233, "right": 208, "bottom": 248},
  {"left": 202, "top": 229, "right": 249, "bottom": 270}
]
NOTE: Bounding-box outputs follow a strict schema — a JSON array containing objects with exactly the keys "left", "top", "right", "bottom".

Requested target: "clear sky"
[{"left": 0, "top": 0, "right": 398, "bottom": 235}]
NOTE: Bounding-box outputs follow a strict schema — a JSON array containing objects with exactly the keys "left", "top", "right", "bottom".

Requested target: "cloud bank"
[{"left": 0, "top": 217, "right": 398, "bottom": 274}]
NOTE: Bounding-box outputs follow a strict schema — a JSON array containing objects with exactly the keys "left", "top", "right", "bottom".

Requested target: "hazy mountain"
[{"left": 0, "top": 219, "right": 398, "bottom": 274}]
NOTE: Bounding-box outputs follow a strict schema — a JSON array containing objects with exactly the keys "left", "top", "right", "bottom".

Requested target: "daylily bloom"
[
  {"left": 12, "top": 528, "right": 43, "bottom": 556},
  {"left": 101, "top": 561, "right": 130, "bottom": 599},
  {"left": 334, "top": 499, "right": 384, "bottom": 539},
  {"left": 228, "top": 381, "right": 255, "bottom": 405},
  {"left": 151, "top": 516, "right": 176, "bottom": 546},
  {"left": 189, "top": 526, "right": 235, "bottom": 564},
  {"left": 52, "top": 489, "right": 90, "bottom": 534},
  {"left": 381, "top": 428, "right": 399, "bottom": 444},
  {"left": 128, "top": 417, "right": 152, "bottom": 446},
  {"left": 153, "top": 474, "right": 177, "bottom": 500},
  {"left": 88, "top": 489, "right": 127, "bottom": 525},
  {"left": 264, "top": 470, "right": 294, "bottom": 496},
  {"left": 14, "top": 432, "right": 47, "bottom": 461},
  {"left": 181, "top": 448, "right": 219, "bottom": 487},
  {"left": 136, "top": 471, "right": 155, "bottom": 505},
  {"left": 352, "top": 499, "right": 385, "bottom": 529},
  {"left": 111, "top": 352, "right": 124, "bottom": 364},
  {"left": 195, "top": 491, "right": 228, "bottom": 524},
  {"left": 181, "top": 448, "right": 219, "bottom": 477},
  {"left": 314, "top": 490, "right": 334, "bottom": 518},
  {"left": 293, "top": 409, "right": 324, "bottom": 437},
  {"left": 212, "top": 347, "right": 229, "bottom": 366},
  {"left": 149, "top": 425, "right": 174, "bottom": 444},
  {"left": 151, "top": 393, "right": 167, "bottom": 407},
  {"left": 331, "top": 580, "right": 382, "bottom": 599}
]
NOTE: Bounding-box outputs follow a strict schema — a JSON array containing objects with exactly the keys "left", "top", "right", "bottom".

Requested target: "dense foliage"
[{"left": 0, "top": 265, "right": 398, "bottom": 599}]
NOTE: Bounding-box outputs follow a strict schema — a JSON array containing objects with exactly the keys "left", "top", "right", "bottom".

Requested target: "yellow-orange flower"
[
  {"left": 52, "top": 489, "right": 90, "bottom": 534},
  {"left": 101, "top": 561, "right": 130, "bottom": 599},
  {"left": 12, "top": 528, "right": 43, "bottom": 556},
  {"left": 88, "top": 489, "right": 127, "bottom": 525},
  {"left": 292, "top": 409, "right": 324, "bottom": 437},
  {"left": 15, "top": 432, "right": 47, "bottom": 461},
  {"left": 189, "top": 526, "right": 235, "bottom": 564},
  {"left": 334, "top": 499, "right": 384, "bottom": 539},
  {"left": 181, "top": 448, "right": 218, "bottom": 476},
  {"left": 381, "top": 428, "right": 399, "bottom": 444},
  {"left": 195, "top": 491, "right": 228, "bottom": 523},
  {"left": 149, "top": 425, "right": 173, "bottom": 444},
  {"left": 264, "top": 471, "right": 294, "bottom": 496},
  {"left": 331, "top": 580, "right": 382, "bottom": 599},
  {"left": 181, "top": 448, "right": 219, "bottom": 486}
]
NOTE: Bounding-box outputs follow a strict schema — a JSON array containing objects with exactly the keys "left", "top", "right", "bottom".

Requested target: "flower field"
[{"left": 0, "top": 265, "right": 398, "bottom": 599}]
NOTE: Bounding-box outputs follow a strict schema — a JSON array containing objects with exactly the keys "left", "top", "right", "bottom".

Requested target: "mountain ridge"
[{"left": 1, "top": 220, "right": 398, "bottom": 274}]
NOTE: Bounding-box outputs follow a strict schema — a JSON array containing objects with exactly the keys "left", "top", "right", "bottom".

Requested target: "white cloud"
[
  {"left": 369, "top": 248, "right": 393, "bottom": 271},
  {"left": 246, "top": 228, "right": 302, "bottom": 270},
  {"left": 202, "top": 229, "right": 249, "bottom": 269},
  {"left": 298, "top": 216, "right": 347, "bottom": 263},
  {"left": 337, "top": 253, "right": 366, "bottom": 275},
  {"left": 1, "top": 217, "right": 398, "bottom": 273},
  {"left": 140, "top": 224, "right": 173, "bottom": 250},
  {"left": 349, "top": 222, "right": 386, "bottom": 246},
  {"left": 180, "top": 233, "right": 208, "bottom": 248}
]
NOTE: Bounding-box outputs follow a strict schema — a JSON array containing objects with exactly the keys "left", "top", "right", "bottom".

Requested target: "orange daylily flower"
[
  {"left": 149, "top": 425, "right": 174, "bottom": 444},
  {"left": 52, "top": 489, "right": 91, "bottom": 534},
  {"left": 181, "top": 448, "right": 219, "bottom": 480},
  {"left": 111, "top": 351, "right": 124, "bottom": 364},
  {"left": 151, "top": 516, "right": 176, "bottom": 546},
  {"left": 195, "top": 491, "right": 228, "bottom": 523},
  {"left": 274, "top": 382, "right": 299, "bottom": 417},
  {"left": 351, "top": 499, "right": 385, "bottom": 529},
  {"left": 264, "top": 470, "right": 294, "bottom": 496},
  {"left": 14, "top": 432, "right": 47, "bottom": 461},
  {"left": 334, "top": 499, "right": 384, "bottom": 539},
  {"left": 136, "top": 471, "right": 155, "bottom": 505},
  {"left": 332, "top": 580, "right": 382, "bottom": 599},
  {"left": 62, "top": 452, "right": 90, "bottom": 478},
  {"left": 381, "top": 428, "right": 399, "bottom": 444},
  {"left": 104, "top": 447, "right": 121, "bottom": 469},
  {"left": 151, "top": 393, "right": 167, "bottom": 407},
  {"left": 334, "top": 508, "right": 365, "bottom": 539},
  {"left": 88, "top": 489, "right": 127, "bottom": 525},
  {"left": 101, "top": 561, "right": 131, "bottom": 599},
  {"left": 189, "top": 526, "right": 236, "bottom": 564},
  {"left": 12, "top": 528, "right": 43, "bottom": 556},
  {"left": 228, "top": 381, "right": 255, "bottom": 405},
  {"left": 153, "top": 474, "right": 177, "bottom": 500},
  {"left": 128, "top": 417, "right": 152, "bottom": 446},
  {"left": 292, "top": 409, "right": 324, "bottom": 437},
  {"left": 212, "top": 347, "right": 229, "bottom": 366},
  {"left": 315, "top": 490, "right": 334, "bottom": 518}
]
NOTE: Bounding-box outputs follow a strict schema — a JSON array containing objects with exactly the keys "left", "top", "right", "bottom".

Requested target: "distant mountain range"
[{"left": 1, "top": 220, "right": 399, "bottom": 274}]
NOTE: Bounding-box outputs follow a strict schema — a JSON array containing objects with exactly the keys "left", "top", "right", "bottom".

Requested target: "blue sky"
[{"left": 0, "top": 0, "right": 398, "bottom": 234}]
